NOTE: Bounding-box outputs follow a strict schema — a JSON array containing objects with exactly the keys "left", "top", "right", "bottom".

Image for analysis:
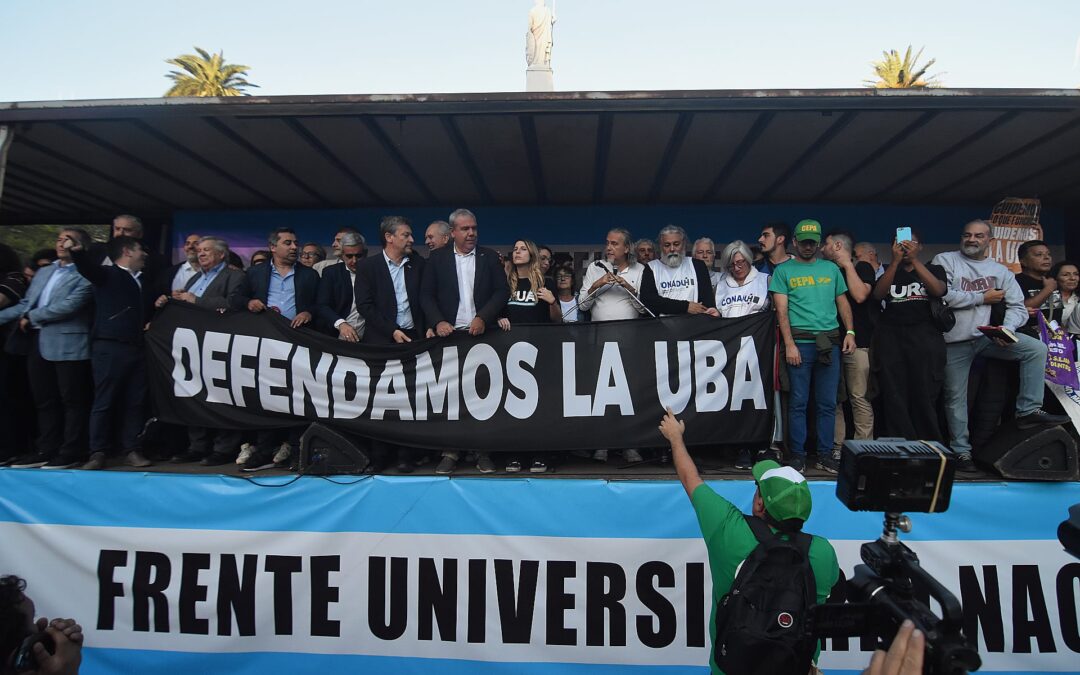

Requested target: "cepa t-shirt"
[
  {"left": 692, "top": 484, "right": 839, "bottom": 675},
  {"left": 768, "top": 258, "right": 848, "bottom": 339}
]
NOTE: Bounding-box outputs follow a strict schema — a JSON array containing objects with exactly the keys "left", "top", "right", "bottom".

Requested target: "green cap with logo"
[
  {"left": 752, "top": 460, "right": 813, "bottom": 522},
  {"left": 793, "top": 219, "right": 822, "bottom": 243}
]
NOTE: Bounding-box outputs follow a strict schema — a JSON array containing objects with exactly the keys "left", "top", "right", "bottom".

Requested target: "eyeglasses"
[
  {"left": 342, "top": 253, "right": 362, "bottom": 260},
  {"left": 300, "top": 252, "right": 322, "bottom": 259},
  {"left": 728, "top": 259, "right": 749, "bottom": 269}
]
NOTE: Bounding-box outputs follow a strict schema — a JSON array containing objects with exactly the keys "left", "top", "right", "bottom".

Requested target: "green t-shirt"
[
  {"left": 768, "top": 258, "right": 848, "bottom": 340},
  {"left": 691, "top": 483, "right": 840, "bottom": 675}
]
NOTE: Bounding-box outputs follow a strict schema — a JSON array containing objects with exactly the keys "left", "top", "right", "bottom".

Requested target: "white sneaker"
[
  {"left": 236, "top": 443, "right": 253, "bottom": 466},
  {"left": 273, "top": 442, "right": 292, "bottom": 465},
  {"left": 623, "top": 449, "right": 644, "bottom": 463}
]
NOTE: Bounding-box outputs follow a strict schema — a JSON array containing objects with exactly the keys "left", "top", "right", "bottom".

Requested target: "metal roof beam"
[
  {"left": 758, "top": 111, "right": 855, "bottom": 201},
  {"left": 702, "top": 112, "right": 773, "bottom": 201},
  {"left": 591, "top": 112, "right": 613, "bottom": 204},
  {"left": 16, "top": 137, "right": 171, "bottom": 207},
  {"left": 57, "top": 122, "right": 227, "bottom": 207},
  {"left": 519, "top": 114, "right": 547, "bottom": 205},
  {"left": 440, "top": 116, "right": 493, "bottom": 204},
  {"left": 129, "top": 120, "right": 280, "bottom": 207},
  {"left": 4, "top": 161, "right": 124, "bottom": 212},
  {"left": 926, "top": 115, "right": 1080, "bottom": 200},
  {"left": 283, "top": 118, "right": 384, "bottom": 206},
  {"left": 648, "top": 112, "right": 694, "bottom": 203},
  {"left": 203, "top": 117, "right": 329, "bottom": 204},
  {"left": 816, "top": 112, "right": 938, "bottom": 200},
  {"left": 4, "top": 174, "right": 100, "bottom": 212},
  {"left": 359, "top": 116, "right": 438, "bottom": 205}
]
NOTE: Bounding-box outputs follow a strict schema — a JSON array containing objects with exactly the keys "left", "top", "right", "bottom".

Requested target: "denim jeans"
[
  {"left": 943, "top": 333, "right": 1048, "bottom": 456},
  {"left": 787, "top": 342, "right": 841, "bottom": 456}
]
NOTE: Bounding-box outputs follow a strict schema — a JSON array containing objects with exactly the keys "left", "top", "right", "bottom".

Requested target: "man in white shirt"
[
  {"left": 313, "top": 227, "right": 364, "bottom": 276},
  {"left": 420, "top": 208, "right": 509, "bottom": 474},
  {"left": 166, "top": 233, "right": 201, "bottom": 293},
  {"left": 693, "top": 237, "right": 721, "bottom": 292},
  {"left": 577, "top": 228, "right": 649, "bottom": 322},
  {"left": 314, "top": 233, "right": 366, "bottom": 341}
]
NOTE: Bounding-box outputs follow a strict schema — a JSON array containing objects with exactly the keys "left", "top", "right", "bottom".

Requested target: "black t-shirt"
[
  {"left": 505, "top": 276, "right": 555, "bottom": 324},
  {"left": 847, "top": 261, "right": 879, "bottom": 348},
  {"left": 880, "top": 263, "right": 947, "bottom": 326},
  {"left": 1015, "top": 273, "right": 1060, "bottom": 334}
]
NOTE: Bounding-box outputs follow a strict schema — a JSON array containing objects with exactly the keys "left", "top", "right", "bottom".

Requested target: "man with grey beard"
[{"left": 641, "top": 225, "right": 716, "bottom": 316}]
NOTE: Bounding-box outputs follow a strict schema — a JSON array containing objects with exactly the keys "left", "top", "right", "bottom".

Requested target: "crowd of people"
[{"left": 0, "top": 211, "right": 1071, "bottom": 476}]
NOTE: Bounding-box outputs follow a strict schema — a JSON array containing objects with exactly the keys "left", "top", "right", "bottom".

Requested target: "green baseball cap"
[
  {"left": 752, "top": 460, "right": 812, "bottom": 522},
  {"left": 793, "top": 219, "right": 822, "bottom": 243}
]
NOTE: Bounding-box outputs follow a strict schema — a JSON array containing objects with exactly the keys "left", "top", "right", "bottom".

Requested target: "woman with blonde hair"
[{"left": 498, "top": 239, "right": 561, "bottom": 472}]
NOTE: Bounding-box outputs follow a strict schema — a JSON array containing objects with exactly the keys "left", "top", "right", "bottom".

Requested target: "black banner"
[{"left": 146, "top": 303, "right": 775, "bottom": 452}]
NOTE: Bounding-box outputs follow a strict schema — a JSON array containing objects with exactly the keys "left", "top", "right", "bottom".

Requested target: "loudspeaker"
[
  {"left": 298, "top": 423, "right": 369, "bottom": 475},
  {"left": 976, "top": 423, "right": 1079, "bottom": 481}
]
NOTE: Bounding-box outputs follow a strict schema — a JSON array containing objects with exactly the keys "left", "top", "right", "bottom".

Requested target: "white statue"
[{"left": 526, "top": 0, "right": 555, "bottom": 68}]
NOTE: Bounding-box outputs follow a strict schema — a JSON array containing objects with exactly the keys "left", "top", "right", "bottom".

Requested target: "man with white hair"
[
  {"left": 425, "top": 220, "right": 451, "bottom": 252},
  {"left": 641, "top": 225, "right": 715, "bottom": 316},
  {"left": 693, "top": 237, "right": 721, "bottom": 292}
]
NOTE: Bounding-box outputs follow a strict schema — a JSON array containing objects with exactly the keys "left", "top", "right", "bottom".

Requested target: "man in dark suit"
[
  {"left": 420, "top": 208, "right": 509, "bottom": 474},
  {"left": 355, "top": 216, "right": 426, "bottom": 473},
  {"left": 314, "top": 232, "right": 367, "bottom": 341},
  {"left": 241, "top": 228, "right": 319, "bottom": 472},
  {"left": 158, "top": 232, "right": 201, "bottom": 297},
  {"left": 156, "top": 236, "right": 248, "bottom": 465},
  {"left": 245, "top": 228, "right": 318, "bottom": 328},
  {"left": 0, "top": 229, "right": 94, "bottom": 469},
  {"left": 356, "top": 216, "right": 425, "bottom": 344},
  {"left": 69, "top": 234, "right": 157, "bottom": 470}
]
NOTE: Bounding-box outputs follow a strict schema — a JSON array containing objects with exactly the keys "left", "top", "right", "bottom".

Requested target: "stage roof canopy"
[{"left": 1, "top": 88, "right": 1078, "bottom": 224}]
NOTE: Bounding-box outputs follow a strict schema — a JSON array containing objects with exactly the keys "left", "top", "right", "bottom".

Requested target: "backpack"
[{"left": 714, "top": 515, "right": 819, "bottom": 675}]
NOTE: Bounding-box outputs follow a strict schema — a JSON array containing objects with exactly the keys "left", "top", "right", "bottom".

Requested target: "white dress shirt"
[
  {"left": 453, "top": 247, "right": 477, "bottom": 329},
  {"left": 171, "top": 261, "right": 200, "bottom": 292}
]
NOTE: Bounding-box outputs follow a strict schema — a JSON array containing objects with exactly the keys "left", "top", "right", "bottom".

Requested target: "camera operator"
[
  {"left": 659, "top": 408, "right": 841, "bottom": 675},
  {"left": 1, "top": 575, "right": 83, "bottom": 675}
]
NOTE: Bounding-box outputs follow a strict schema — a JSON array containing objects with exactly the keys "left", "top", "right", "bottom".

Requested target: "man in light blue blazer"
[{"left": 0, "top": 228, "right": 94, "bottom": 469}]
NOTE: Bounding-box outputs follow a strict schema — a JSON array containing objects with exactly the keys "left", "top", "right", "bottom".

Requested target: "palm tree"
[
  {"left": 864, "top": 46, "right": 942, "bottom": 89},
  {"left": 164, "top": 47, "right": 258, "bottom": 97}
]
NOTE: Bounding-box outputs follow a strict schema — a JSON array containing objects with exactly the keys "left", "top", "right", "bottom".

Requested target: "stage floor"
[{"left": 80, "top": 449, "right": 1006, "bottom": 482}]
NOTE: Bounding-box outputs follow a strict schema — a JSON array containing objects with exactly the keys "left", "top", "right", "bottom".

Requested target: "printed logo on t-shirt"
[
  {"left": 959, "top": 276, "right": 995, "bottom": 292},
  {"left": 718, "top": 293, "right": 762, "bottom": 308},
  {"left": 508, "top": 290, "right": 538, "bottom": 306},
  {"left": 789, "top": 274, "right": 833, "bottom": 288},
  {"left": 889, "top": 282, "right": 929, "bottom": 303},
  {"left": 659, "top": 276, "right": 695, "bottom": 291}
]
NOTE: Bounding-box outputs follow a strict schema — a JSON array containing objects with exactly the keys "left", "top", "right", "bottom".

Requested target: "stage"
[{"left": 1, "top": 466, "right": 1076, "bottom": 674}]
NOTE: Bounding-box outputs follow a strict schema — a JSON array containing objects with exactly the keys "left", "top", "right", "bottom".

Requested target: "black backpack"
[{"left": 714, "top": 515, "right": 819, "bottom": 675}]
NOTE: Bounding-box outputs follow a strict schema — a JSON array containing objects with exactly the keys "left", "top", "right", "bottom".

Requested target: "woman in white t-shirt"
[
  {"left": 710, "top": 240, "right": 770, "bottom": 318},
  {"left": 708, "top": 240, "right": 776, "bottom": 470}
]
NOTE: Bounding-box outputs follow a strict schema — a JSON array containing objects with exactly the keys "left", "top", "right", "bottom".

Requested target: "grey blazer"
[
  {"left": 0, "top": 262, "right": 93, "bottom": 361},
  {"left": 184, "top": 266, "right": 248, "bottom": 312}
]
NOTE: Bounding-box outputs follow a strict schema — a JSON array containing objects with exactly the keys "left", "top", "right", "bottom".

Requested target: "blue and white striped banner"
[{"left": 0, "top": 469, "right": 1077, "bottom": 674}]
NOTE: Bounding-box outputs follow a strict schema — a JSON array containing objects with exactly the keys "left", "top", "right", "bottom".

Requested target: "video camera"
[{"left": 808, "top": 439, "right": 982, "bottom": 674}]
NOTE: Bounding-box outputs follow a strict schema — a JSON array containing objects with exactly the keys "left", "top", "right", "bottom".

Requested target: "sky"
[{"left": 1, "top": 0, "right": 1078, "bottom": 101}]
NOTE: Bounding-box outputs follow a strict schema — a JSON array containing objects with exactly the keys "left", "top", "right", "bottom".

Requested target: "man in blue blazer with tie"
[
  {"left": 419, "top": 208, "right": 509, "bottom": 474},
  {"left": 69, "top": 234, "right": 157, "bottom": 470},
  {"left": 0, "top": 229, "right": 94, "bottom": 469},
  {"left": 240, "top": 227, "right": 319, "bottom": 472}
]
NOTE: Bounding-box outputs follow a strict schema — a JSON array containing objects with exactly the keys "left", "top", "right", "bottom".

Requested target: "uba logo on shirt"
[{"left": 509, "top": 290, "right": 538, "bottom": 306}]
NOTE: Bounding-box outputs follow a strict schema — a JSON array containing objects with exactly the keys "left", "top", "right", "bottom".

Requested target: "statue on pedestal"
[{"left": 526, "top": 0, "right": 555, "bottom": 68}]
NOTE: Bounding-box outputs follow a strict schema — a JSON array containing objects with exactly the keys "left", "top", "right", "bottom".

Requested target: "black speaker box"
[
  {"left": 976, "top": 423, "right": 1079, "bottom": 481},
  {"left": 298, "top": 423, "right": 369, "bottom": 475}
]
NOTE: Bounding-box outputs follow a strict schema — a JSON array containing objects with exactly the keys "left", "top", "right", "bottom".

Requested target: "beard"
[
  {"left": 663, "top": 252, "right": 684, "bottom": 268},
  {"left": 962, "top": 243, "right": 983, "bottom": 258}
]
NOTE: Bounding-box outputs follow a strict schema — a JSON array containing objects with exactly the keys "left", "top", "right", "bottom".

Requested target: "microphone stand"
[{"left": 568, "top": 261, "right": 656, "bottom": 320}]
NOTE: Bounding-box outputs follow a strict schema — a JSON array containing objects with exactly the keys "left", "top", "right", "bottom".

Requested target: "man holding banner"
[{"left": 421, "top": 209, "right": 509, "bottom": 474}]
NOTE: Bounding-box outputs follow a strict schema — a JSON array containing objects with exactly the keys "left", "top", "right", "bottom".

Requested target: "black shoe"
[
  {"left": 788, "top": 455, "right": 806, "bottom": 473},
  {"left": 755, "top": 447, "right": 783, "bottom": 464},
  {"left": 1016, "top": 408, "right": 1069, "bottom": 429},
  {"left": 82, "top": 452, "right": 106, "bottom": 471},
  {"left": 734, "top": 449, "right": 753, "bottom": 470},
  {"left": 395, "top": 461, "right": 414, "bottom": 474},
  {"left": 815, "top": 456, "right": 840, "bottom": 474},
  {"left": 199, "top": 452, "right": 235, "bottom": 466},
  {"left": 955, "top": 452, "right": 978, "bottom": 473},
  {"left": 171, "top": 450, "right": 206, "bottom": 464},
  {"left": 10, "top": 453, "right": 49, "bottom": 469},
  {"left": 41, "top": 457, "right": 81, "bottom": 470},
  {"left": 241, "top": 448, "right": 278, "bottom": 472}
]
